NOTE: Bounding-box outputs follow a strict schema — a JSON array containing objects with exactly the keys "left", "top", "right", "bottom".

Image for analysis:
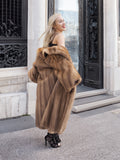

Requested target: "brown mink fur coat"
[{"left": 28, "top": 46, "right": 82, "bottom": 134}]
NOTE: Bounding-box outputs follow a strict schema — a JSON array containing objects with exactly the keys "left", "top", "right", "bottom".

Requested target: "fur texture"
[{"left": 28, "top": 46, "right": 82, "bottom": 134}]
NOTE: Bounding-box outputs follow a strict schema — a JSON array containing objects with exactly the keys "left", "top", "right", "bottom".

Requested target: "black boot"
[
  {"left": 45, "top": 133, "right": 61, "bottom": 148},
  {"left": 54, "top": 133, "right": 61, "bottom": 143}
]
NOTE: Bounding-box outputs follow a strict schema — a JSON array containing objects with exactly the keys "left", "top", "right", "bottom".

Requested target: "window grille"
[{"left": 0, "top": 0, "right": 28, "bottom": 68}]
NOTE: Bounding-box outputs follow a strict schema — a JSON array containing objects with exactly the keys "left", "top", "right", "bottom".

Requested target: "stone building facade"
[{"left": 0, "top": 0, "right": 120, "bottom": 119}]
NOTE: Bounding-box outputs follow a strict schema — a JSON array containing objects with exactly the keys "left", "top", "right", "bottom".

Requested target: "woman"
[
  {"left": 42, "top": 13, "right": 66, "bottom": 48},
  {"left": 28, "top": 13, "right": 82, "bottom": 148}
]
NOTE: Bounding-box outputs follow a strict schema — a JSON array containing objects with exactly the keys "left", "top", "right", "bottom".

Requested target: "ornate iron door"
[
  {"left": 79, "top": 0, "right": 103, "bottom": 89},
  {"left": 0, "top": 0, "right": 28, "bottom": 68}
]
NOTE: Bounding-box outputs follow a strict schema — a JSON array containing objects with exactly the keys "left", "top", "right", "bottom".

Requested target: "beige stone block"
[
  {"left": 27, "top": 82, "right": 37, "bottom": 115},
  {"left": 0, "top": 75, "right": 28, "bottom": 94},
  {"left": 0, "top": 92, "right": 27, "bottom": 119}
]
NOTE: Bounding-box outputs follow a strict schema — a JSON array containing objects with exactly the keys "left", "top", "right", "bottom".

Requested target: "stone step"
[
  {"left": 74, "top": 93, "right": 114, "bottom": 106},
  {"left": 75, "top": 89, "right": 108, "bottom": 99},
  {"left": 72, "top": 96, "right": 120, "bottom": 113}
]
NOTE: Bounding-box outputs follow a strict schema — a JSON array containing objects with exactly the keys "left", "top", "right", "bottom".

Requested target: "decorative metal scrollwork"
[
  {"left": 0, "top": 44, "right": 27, "bottom": 68},
  {"left": 0, "top": 0, "right": 27, "bottom": 68},
  {"left": 87, "top": 0, "right": 98, "bottom": 16},
  {"left": 0, "top": 20, "right": 21, "bottom": 37},
  {"left": 87, "top": 0, "right": 98, "bottom": 61},
  {"left": 0, "top": 0, "right": 22, "bottom": 38}
]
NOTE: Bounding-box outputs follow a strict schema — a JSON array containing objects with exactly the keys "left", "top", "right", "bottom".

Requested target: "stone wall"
[
  {"left": 104, "top": 0, "right": 120, "bottom": 95},
  {"left": 0, "top": 92, "right": 26, "bottom": 119},
  {"left": 0, "top": 67, "right": 28, "bottom": 119},
  {"left": 0, "top": 0, "right": 47, "bottom": 119},
  {"left": 118, "top": 41, "right": 120, "bottom": 67},
  {"left": 27, "top": 0, "right": 47, "bottom": 115}
]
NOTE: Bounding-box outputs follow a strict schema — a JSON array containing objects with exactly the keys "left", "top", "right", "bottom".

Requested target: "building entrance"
[{"left": 48, "top": 0, "right": 103, "bottom": 89}]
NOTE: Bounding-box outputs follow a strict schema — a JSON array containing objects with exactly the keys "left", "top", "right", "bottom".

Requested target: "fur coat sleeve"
[
  {"left": 28, "top": 46, "right": 82, "bottom": 92},
  {"left": 28, "top": 63, "right": 39, "bottom": 83}
]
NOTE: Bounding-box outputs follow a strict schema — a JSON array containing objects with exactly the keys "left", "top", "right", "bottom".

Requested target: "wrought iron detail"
[
  {"left": 0, "top": 44, "right": 27, "bottom": 68},
  {"left": 0, "top": 0, "right": 28, "bottom": 68},
  {"left": 87, "top": 0, "right": 98, "bottom": 61},
  {"left": 0, "top": 0, "right": 22, "bottom": 37},
  {"left": 80, "top": 0, "right": 103, "bottom": 89},
  {"left": 0, "top": 20, "right": 21, "bottom": 37}
]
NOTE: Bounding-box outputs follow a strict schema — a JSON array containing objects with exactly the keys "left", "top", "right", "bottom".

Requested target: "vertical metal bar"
[
  {"left": 20, "top": 0, "right": 22, "bottom": 36},
  {"left": 98, "top": 0, "right": 103, "bottom": 88},
  {"left": 20, "top": 0, "right": 22, "bottom": 26},
  {"left": 9, "top": 0, "right": 11, "bottom": 21},
  {"left": 78, "top": 0, "right": 86, "bottom": 81},
  {"left": 2, "top": 0, "right": 3, "bottom": 23},
  {"left": 6, "top": 0, "right": 7, "bottom": 28},
  {"left": 15, "top": 0, "right": 17, "bottom": 25},
  {"left": 13, "top": 0, "right": 15, "bottom": 24},
  {"left": 16, "top": 0, "right": 18, "bottom": 25}
]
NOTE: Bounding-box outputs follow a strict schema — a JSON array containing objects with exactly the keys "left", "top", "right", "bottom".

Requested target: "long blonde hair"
[{"left": 40, "top": 13, "right": 61, "bottom": 47}]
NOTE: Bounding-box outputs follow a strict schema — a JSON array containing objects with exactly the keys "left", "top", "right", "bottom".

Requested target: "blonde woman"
[
  {"left": 43, "top": 13, "right": 66, "bottom": 148},
  {"left": 42, "top": 13, "right": 66, "bottom": 48},
  {"left": 28, "top": 13, "right": 82, "bottom": 148}
]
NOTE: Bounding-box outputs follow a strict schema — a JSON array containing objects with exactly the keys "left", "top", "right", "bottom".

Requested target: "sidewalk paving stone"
[{"left": 0, "top": 103, "right": 120, "bottom": 160}]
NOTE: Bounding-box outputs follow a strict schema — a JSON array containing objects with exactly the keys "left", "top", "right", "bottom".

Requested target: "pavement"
[{"left": 0, "top": 103, "right": 120, "bottom": 160}]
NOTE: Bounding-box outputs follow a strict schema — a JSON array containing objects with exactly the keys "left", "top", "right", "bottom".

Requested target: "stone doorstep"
[
  {"left": 75, "top": 89, "right": 108, "bottom": 99},
  {"left": 72, "top": 96, "right": 120, "bottom": 113}
]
